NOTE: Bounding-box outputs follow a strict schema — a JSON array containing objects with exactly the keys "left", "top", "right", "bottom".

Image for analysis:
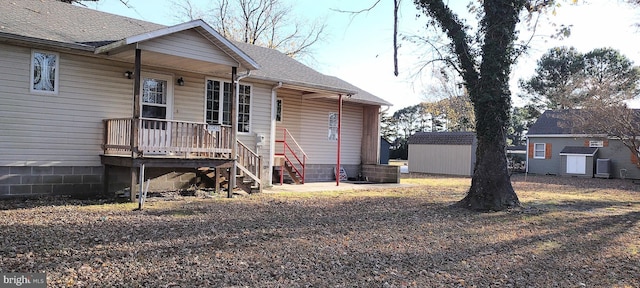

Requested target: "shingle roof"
[
  {"left": 0, "top": 0, "right": 390, "bottom": 106},
  {"left": 233, "top": 42, "right": 390, "bottom": 105},
  {"left": 0, "top": 0, "right": 163, "bottom": 48},
  {"left": 408, "top": 132, "right": 476, "bottom": 145},
  {"left": 527, "top": 110, "right": 576, "bottom": 135},
  {"left": 527, "top": 109, "right": 640, "bottom": 136}
]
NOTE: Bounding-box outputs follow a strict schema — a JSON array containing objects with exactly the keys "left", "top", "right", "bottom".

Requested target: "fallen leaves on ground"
[{"left": 0, "top": 175, "right": 638, "bottom": 287}]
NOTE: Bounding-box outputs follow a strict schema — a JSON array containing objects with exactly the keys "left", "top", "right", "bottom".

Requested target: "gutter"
[{"left": 0, "top": 32, "right": 95, "bottom": 52}]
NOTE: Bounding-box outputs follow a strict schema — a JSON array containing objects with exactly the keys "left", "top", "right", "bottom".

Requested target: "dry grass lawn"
[{"left": 1, "top": 175, "right": 639, "bottom": 287}]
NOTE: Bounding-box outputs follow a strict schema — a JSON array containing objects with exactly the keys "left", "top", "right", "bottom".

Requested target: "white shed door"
[{"left": 566, "top": 155, "right": 586, "bottom": 174}]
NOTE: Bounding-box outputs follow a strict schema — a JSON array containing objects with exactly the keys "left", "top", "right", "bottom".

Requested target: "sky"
[{"left": 83, "top": 0, "right": 640, "bottom": 112}]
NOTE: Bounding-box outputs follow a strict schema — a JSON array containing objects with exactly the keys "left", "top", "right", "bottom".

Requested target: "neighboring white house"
[{"left": 0, "top": 0, "right": 394, "bottom": 199}]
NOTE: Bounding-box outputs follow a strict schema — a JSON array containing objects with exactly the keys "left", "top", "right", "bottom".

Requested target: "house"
[
  {"left": 0, "top": 0, "right": 394, "bottom": 199},
  {"left": 407, "top": 132, "right": 477, "bottom": 176},
  {"left": 526, "top": 110, "right": 640, "bottom": 179}
]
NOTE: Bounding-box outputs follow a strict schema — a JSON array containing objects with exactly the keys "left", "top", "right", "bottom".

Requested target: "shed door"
[{"left": 566, "top": 155, "right": 586, "bottom": 174}]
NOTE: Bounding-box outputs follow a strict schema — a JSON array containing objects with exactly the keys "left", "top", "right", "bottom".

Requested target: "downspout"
[
  {"left": 268, "top": 82, "right": 283, "bottom": 187},
  {"left": 336, "top": 94, "right": 343, "bottom": 186},
  {"left": 229, "top": 69, "right": 251, "bottom": 198}
]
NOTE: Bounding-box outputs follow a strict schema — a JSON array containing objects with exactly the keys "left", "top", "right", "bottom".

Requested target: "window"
[
  {"left": 276, "top": 98, "right": 283, "bottom": 122},
  {"left": 238, "top": 84, "right": 251, "bottom": 133},
  {"left": 328, "top": 112, "right": 338, "bottom": 141},
  {"left": 31, "top": 50, "right": 59, "bottom": 94},
  {"left": 205, "top": 79, "right": 251, "bottom": 133},
  {"left": 534, "top": 143, "right": 546, "bottom": 159},
  {"left": 589, "top": 140, "right": 604, "bottom": 147},
  {"left": 142, "top": 78, "right": 168, "bottom": 119}
]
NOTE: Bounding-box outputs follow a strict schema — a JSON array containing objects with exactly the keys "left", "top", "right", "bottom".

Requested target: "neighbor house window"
[
  {"left": 328, "top": 112, "right": 338, "bottom": 141},
  {"left": 533, "top": 143, "right": 546, "bottom": 159},
  {"left": 205, "top": 79, "right": 251, "bottom": 133},
  {"left": 589, "top": 140, "right": 604, "bottom": 147},
  {"left": 275, "top": 98, "right": 283, "bottom": 122},
  {"left": 30, "top": 50, "right": 59, "bottom": 94}
]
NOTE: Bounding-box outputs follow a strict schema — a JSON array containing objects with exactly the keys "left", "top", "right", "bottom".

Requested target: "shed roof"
[
  {"left": 559, "top": 146, "right": 598, "bottom": 156},
  {"left": 408, "top": 132, "right": 476, "bottom": 145}
]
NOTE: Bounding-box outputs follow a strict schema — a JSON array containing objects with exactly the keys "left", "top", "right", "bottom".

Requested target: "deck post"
[
  {"left": 138, "top": 164, "right": 145, "bottom": 210},
  {"left": 129, "top": 166, "right": 138, "bottom": 202},
  {"left": 131, "top": 48, "right": 141, "bottom": 159}
]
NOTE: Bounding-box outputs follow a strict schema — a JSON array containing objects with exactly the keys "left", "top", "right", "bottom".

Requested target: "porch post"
[
  {"left": 229, "top": 67, "right": 238, "bottom": 198},
  {"left": 131, "top": 48, "right": 141, "bottom": 158},
  {"left": 130, "top": 48, "right": 142, "bottom": 202},
  {"left": 336, "top": 94, "right": 343, "bottom": 186}
]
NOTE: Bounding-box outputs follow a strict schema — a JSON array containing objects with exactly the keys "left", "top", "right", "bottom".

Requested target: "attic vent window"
[
  {"left": 30, "top": 50, "right": 59, "bottom": 94},
  {"left": 589, "top": 140, "right": 604, "bottom": 147}
]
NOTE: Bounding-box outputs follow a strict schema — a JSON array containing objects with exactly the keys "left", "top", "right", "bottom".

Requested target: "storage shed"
[{"left": 407, "top": 132, "right": 477, "bottom": 176}]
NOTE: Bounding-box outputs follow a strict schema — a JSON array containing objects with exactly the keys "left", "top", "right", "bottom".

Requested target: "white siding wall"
[
  {"left": 299, "top": 98, "right": 363, "bottom": 165},
  {"left": 408, "top": 144, "right": 473, "bottom": 176},
  {"left": 173, "top": 72, "right": 206, "bottom": 123},
  {"left": 237, "top": 82, "right": 272, "bottom": 163},
  {"left": 0, "top": 44, "right": 132, "bottom": 166},
  {"left": 274, "top": 89, "right": 302, "bottom": 146},
  {"left": 139, "top": 30, "right": 237, "bottom": 66},
  {"left": 275, "top": 93, "right": 363, "bottom": 165},
  {"left": 0, "top": 44, "right": 242, "bottom": 167}
]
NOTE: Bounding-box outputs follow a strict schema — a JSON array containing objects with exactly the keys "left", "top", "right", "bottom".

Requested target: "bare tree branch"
[{"left": 172, "top": 0, "right": 325, "bottom": 59}]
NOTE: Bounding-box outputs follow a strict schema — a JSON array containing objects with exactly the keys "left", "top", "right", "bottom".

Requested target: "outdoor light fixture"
[
  {"left": 124, "top": 71, "right": 133, "bottom": 79},
  {"left": 177, "top": 77, "right": 185, "bottom": 86}
]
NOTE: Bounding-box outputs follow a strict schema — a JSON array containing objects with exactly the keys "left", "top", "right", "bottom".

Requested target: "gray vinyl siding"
[
  {"left": 138, "top": 29, "right": 238, "bottom": 66},
  {"left": 408, "top": 144, "right": 473, "bottom": 176},
  {"left": 590, "top": 139, "right": 640, "bottom": 179},
  {"left": 0, "top": 44, "right": 132, "bottom": 166},
  {"left": 527, "top": 137, "right": 566, "bottom": 176},
  {"left": 527, "top": 136, "right": 640, "bottom": 179}
]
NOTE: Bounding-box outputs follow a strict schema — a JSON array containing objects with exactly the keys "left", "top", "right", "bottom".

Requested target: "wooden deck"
[
  {"left": 101, "top": 118, "right": 262, "bottom": 202},
  {"left": 103, "top": 118, "right": 232, "bottom": 159}
]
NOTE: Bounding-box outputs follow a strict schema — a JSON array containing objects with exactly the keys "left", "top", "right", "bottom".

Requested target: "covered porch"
[{"left": 95, "top": 20, "right": 262, "bottom": 202}]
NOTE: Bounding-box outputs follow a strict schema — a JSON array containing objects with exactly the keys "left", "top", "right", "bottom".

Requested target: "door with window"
[{"left": 140, "top": 73, "right": 173, "bottom": 153}]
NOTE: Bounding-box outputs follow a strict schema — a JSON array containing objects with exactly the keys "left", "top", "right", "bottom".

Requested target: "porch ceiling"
[{"left": 107, "top": 48, "right": 234, "bottom": 75}]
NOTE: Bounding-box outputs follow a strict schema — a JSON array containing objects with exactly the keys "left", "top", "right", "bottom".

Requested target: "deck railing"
[
  {"left": 237, "top": 140, "right": 262, "bottom": 190},
  {"left": 103, "top": 118, "right": 232, "bottom": 158},
  {"left": 275, "top": 128, "right": 307, "bottom": 184}
]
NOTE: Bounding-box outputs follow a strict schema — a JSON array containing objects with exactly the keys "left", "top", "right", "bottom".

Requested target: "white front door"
[{"left": 140, "top": 73, "right": 173, "bottom": 154}]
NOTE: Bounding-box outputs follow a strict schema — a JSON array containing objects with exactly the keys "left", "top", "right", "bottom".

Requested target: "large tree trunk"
[
  {"left": 456, "top": 125, "right": 520, "bottom": 210},
  {"left": 455, "top": 0, "right": 523, "bottom": 211},
  {"left": 415, "top": 0, "right": 524, "bottom": 211}
]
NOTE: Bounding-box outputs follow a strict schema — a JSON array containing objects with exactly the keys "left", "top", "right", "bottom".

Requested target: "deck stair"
[{"left": 275, "top": 128, "right": 307, "bottom": 185}]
